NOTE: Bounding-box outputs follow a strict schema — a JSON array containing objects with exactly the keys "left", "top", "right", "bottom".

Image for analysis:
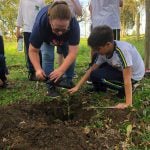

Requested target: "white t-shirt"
[
  {"left": 90, "top": 0, "right": 121, "bottom": 29},
  {"left": 16, "top": 0, "right": 45, "bottom": 32},
  {"left": 53, "top": 0, "right": 81, "bottom": 17},
  {"left": 96, "top": 41, "right": 145, "bottom": 81}
]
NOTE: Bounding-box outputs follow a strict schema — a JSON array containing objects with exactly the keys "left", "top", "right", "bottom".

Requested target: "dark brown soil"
[{"left": 0, "top": 99, "right": 142, "bottom": 150}]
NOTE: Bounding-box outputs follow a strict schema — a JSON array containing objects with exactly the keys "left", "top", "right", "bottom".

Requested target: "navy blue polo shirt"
[{"left": 30, "top": 5, "right": 80, "bottom": 49}]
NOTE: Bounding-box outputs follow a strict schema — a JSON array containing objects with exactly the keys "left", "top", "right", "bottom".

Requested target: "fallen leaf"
[{"left": 126, "top": 124, "right": 132, "bottom": 137}]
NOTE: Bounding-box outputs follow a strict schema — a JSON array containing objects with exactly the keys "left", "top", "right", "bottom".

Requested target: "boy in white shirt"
[
  {"left": 16, "top": 0, "right": 45, "bottom": 81},
  {"left": 69, "top": 25, "right": 145, "bottom": 109}
]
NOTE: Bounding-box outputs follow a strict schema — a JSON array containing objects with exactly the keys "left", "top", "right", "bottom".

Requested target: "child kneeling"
[{"left": 68, "top": 25, "right": 145, "bottom": 109}]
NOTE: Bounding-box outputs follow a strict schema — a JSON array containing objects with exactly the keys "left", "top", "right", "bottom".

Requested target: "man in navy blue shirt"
[{"left": 29, "top": 1, "right": 80, "bottom": 98}]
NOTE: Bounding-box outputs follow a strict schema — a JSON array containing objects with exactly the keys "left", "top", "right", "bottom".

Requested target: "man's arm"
[
  {"left": 29, "top": 43, "right": 46, "bottom": 80},
  {"left": 116, "top": 67, "right": 132, "bottom": 109},
  {"left": 68, "top": 64, "right": 99, "bottom": 94},
  {"left": 50, "top": 45, "right": 79, "bottom": 81}
]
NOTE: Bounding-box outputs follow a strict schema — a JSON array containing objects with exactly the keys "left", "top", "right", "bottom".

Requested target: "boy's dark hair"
[{"left": 88, "top": 25, "right": 114, "bottom": 50}]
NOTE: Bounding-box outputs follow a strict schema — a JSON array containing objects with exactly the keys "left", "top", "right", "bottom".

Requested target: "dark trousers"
[
  {"left": 90, "top": 63, "right": 135, "bottom": 94},
  {"left": 0, "top": 36, "right": 4, "bottom": 55},
  {"left": 23, "top": 32, "right": 42, "bottom": 74},
  {"left": 0, "top": 55, "right": 7, "bottom": 82},
  {"left": 0, "top": 35, "right": 8, "bottom": 76},
  {"left": 113, "top": 29, "right": 120, "bottom": 41}
]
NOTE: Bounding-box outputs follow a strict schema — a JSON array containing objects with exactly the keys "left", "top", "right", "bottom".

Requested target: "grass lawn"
[{"left": 0, "top": 37, "right": 149, "bottom": 149}]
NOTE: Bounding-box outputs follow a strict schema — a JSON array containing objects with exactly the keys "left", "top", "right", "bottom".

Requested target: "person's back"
[{"left": 90, "top": 0, "right": 121, "bottom": 29}]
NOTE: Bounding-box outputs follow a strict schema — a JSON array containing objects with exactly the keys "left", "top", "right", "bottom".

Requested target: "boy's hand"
[
  {"left": 68, "top": 86, "right": 79, "bottom": 94},
  {"left": 115, "top": 103, "right": 131, "bottom": 109}
]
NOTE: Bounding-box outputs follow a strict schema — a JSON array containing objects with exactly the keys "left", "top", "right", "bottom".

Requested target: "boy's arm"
[
  {"left": 116, "top": 67, "right": 132, "bottom": 109},
  {"left": 68, "top": 64, "right": 99, "bottom": 94}
]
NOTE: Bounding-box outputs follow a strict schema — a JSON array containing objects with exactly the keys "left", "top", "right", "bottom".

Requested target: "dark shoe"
[
  {"left": 86, "top": 79, "right": 92, "bottom": 85},
  {"left": 28, "top": 73, "right": 37, "bottom": 81},
  {"left": 46, "top": 86, "right": 60, "bottom": 98},
  {"left": 116, "top": 89, "right": 125, "bottom": 99},
  {"left": 86, "top": 76, "right": 92, "bottom": 85},
  {"left": 116, "top": 91, "right": 125, "bottom": 99},
  {"left": 57, "top": 79, "right": 74, "bottom": 89}
]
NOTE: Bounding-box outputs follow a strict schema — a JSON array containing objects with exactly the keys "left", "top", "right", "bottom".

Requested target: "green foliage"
[{"left": 0, "top": 0, "right": 19, "bottom": 37}]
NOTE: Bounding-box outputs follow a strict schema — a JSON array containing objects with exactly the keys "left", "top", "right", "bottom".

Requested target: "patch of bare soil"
[{"left": 0, "top": 99, "right": 141, "bottom": 150}]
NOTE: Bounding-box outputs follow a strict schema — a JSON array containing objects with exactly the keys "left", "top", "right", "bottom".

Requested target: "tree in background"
[
  {"left": 144, "top": 0, "right": 150, "bottom": 74},
  {"left": 134, "top": 0, "right": 144, "bottom": 39},
  {"left": 45, "top": 0, "right": 53, "bottom": 4},
  {"left": 120, "top": 0, "right": 144, "bottom": 38},
  {"left": 121, "top": 0, "right": 136, "bottom": 36},
  {"left": 0, "top": 0, "right": 18, "bottom": 38}
]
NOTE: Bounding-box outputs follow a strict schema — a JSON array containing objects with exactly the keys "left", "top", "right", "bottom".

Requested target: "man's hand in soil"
[
  {"left": 50, "top": 68, "right": 64, "bottom": 82},
  {"left": 115, "top": 103, "right": 131, "bottom": 109},
  {"left": 36, "top": 69, "right": 46, "bottom": 81}
]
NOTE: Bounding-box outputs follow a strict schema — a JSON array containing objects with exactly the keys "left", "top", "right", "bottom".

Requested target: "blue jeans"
[{"left": 41, "top": 42, "right": 75, "bottom": 81}]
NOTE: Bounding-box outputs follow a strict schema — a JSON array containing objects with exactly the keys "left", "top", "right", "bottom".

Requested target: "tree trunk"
[
  {"left": 136, "top": 12, "right": 140, "bottom": 40},
  {"left": 121, "top": 18, "right": 126, "bottom": 37},
  {"left": 84, "top": 21, "right": 87, "bottom": 38},
  {"left": 144, "top": 0, "right": 150, "bottom": 69}
]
